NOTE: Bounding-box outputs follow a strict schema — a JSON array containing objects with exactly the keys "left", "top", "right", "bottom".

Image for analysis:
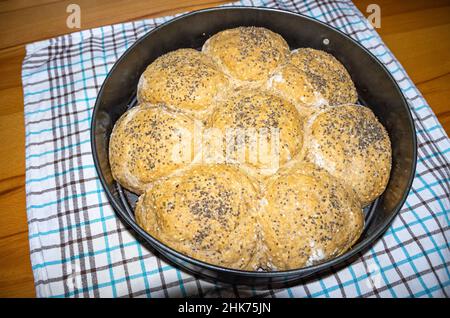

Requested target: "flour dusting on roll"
[{"left": 266, "top": 63, "right": 328, "bottom": 114}]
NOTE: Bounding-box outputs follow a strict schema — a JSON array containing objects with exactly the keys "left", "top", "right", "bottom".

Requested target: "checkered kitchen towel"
[{"left": 22, "top": 0, "right": 450, "bottom": 297}]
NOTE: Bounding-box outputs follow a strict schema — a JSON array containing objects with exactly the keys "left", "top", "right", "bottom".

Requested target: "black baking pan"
[{"left": 91, "top": 6, "right": 417, "bottom": 287}]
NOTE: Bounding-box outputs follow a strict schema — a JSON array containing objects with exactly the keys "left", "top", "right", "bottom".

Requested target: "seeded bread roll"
[
  {"left": 109, "top": 103, "right": 199, "bottom": 194},
  {"left": 289, "top": 48, "right": 358, "bottom": 106},
  {"left": 137, "top": 48, "right": 229, "bottom": 118},
  {"left": 260, "top": 162, "right": 364, "bottom": 270},
  {"left": 206, "top": 88, "right": 304, "bottom": 179},
  {"left": 305, "top": 104, "right": 392, "bottom": 206},
  {"left": 135, "top": 164, "right": 261, "bottom": 270},
  {"left": 202, "top": 27, "right": 290, "bottom": 83}
]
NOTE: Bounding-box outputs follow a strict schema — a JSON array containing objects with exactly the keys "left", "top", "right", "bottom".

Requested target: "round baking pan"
[{"left": 91, "top": 6, "right": 417, "bottom": 287}]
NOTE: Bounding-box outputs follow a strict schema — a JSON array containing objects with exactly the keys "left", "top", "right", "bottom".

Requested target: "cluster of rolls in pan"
[{"left": 109, "top": 27, "right": 392, "bottom": 271}]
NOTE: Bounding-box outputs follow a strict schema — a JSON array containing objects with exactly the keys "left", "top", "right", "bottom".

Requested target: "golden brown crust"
[
  {"left": 202, "top": 27, "right": 290, "bottom": 83},
  {"left": 205, "top": 88, "right": 305, "bottom": 179},
  {"left": 135, "top": 164, "right": 261, "bottom": 270},
  {"left": 260, "top": 162, "right": 364, "bottom": 270},
  {"left": 109, "top": 103, "right": 199, "bottom": 194},
  {"left": 137, "top": 48, "right": 230, "bottom": 118},
  {"left": 305, "top": 104, "right": 392, "bottom": 206},
  {"left": 289, "top": 48, "right": 358, "bottom": 106}
]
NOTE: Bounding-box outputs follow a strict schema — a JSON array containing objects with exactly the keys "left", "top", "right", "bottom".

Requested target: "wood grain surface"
[{"left": 0, "top": 0, "right": 448, "bottom": 298}]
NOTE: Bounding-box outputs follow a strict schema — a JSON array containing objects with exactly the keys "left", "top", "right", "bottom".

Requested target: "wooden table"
[{"left": 0, "top": 0, "right": 448, "bottom": 298}]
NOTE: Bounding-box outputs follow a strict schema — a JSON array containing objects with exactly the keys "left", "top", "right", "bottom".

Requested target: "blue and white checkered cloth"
[{"left": 22, "top": 0, "right": 450, "bottom": 297}]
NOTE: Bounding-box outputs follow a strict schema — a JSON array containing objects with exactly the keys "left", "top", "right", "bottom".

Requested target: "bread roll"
[
  {"left": 260, "top": 162, "right": 364, "bottom": 270},
  {"left": 135, "top": 164, "right": 260, "bottom": 270},
  {"left": 206, "top": 88, "right": 304, "bottom": 178},
  {"left": 288, "top": 48, "right": 358, "bottom": 106},
  {"left": 137, "top": 48, "right": 229, "bottom": 118},
  {"left": 202, "top": 27, "right": 289, "bottom": 83},
  {"left": 305, "top": 104, "right": 392, "bottom": 206},
  {"left": 109, "top": 103, "right": 199, "bottom": 194}
]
